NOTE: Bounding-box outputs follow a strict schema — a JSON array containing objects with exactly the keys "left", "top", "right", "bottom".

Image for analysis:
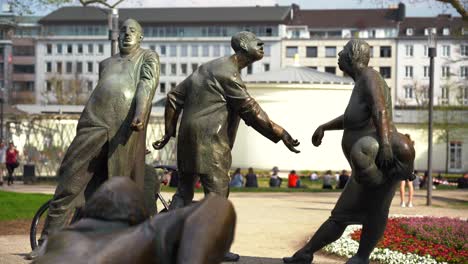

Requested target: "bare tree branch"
[{"left": 436, "top": 0, "right": 467, "bottom": 20}]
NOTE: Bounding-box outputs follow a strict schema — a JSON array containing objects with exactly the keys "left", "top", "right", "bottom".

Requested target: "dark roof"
[
  {"left": 399, "top": 15, "right": 467, "bottom": 37},
  {"left": 40, "top": 6, "right": 292, "bottom": 25},
  {"left": 292, "top": 8, "right": 402, "bottom": 29}
]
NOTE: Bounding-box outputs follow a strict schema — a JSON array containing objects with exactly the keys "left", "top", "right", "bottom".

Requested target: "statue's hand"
[
  {"left": 152, "top": 135, "right": 171, "bottom": 150},
  {"left": 312, "top": 126, "right": 324, "bottom": 147},
  {"left": 131, "top": 116, "right": 144, "bottom": 131},
  {"left": 282, "top": 130, "right": 300, "bottom": 153},
  {"left": 377, "top": 142, "right": 393, "bottom": 168}
]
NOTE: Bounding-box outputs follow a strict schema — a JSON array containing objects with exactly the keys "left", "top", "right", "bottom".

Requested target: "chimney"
[{"left": 396, "top": 2, "right": 405, "bottom": 22}]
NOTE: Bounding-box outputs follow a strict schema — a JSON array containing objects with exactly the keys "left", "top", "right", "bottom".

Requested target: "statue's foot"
[
  {"left": 283, "top": 253, "right": 313, "bottom": 264},
  {"left": 345, "top": 255, "right": 370, "bottom": 264},
  {"left": 25, "top": 237, "right": 47, "bottom": 260},
  {"left": 223, "top": 251, "right": 240, "bottom": 262}
]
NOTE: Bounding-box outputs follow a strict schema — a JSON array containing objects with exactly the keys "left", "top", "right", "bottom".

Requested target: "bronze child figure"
[
  {"left": 153, "top": 31, "right": 300, "bottom": 261},
  {"left": 283, "top": 39, "right": 415, "bottom": 264}
]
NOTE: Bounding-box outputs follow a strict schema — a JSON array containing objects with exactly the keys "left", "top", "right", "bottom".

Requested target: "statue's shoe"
[
  {"left": 345, "top": 255, "right": 370, "bottom": 264},
  {"left": 223, "top": 252, "right": 240, "bottom": 262},
  {"left": 283, "top": 254, "right": 313, "bottom": 264}
]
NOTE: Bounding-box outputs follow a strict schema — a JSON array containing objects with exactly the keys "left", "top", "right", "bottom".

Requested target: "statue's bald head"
[{"left": 118, "top": 18, "right": 143, "bottom": 54}]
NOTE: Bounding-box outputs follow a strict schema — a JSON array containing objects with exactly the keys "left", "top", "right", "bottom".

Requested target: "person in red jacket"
[
  {"left": 6, "top": 142, "right": 19, "bottom": 185},
  {"left": 288, "top": 170, "right": 300, "bottom": 188}
]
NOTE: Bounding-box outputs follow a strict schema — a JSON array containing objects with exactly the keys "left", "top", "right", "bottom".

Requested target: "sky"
[{"left": 3, "top": 0, "right": 461, "bottom": 17}]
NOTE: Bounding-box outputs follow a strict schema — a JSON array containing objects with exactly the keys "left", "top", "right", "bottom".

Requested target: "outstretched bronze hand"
[
  {"left": 312, "top": 125, "right": 324, "bottom": 147},
  {"left": 152, "top": 134, "right": 171, "bottom": 150},
  {"left": 282, "top": 130, "right": 300, "bottom": 153}
]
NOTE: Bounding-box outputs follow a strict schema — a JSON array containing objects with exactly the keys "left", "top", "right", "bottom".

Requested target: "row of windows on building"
[
  {"left": 45, "top": 79, "right": 94, "bottom": 93},
  {"left": 46, "top": 43, "right": 105, "bottom": 55},
  {"left": 404, "top": 44, "right": 468, "bottom": 57},
  {"left": 403, "top": 84, "right": 468, "bottom": 105},
  {"left": 286, "top": 45, "right": 392, "bottom": 58},
  {"left": 45, "top": 61, "right": 96, "bottom": 74},
  {"left": 404, "top": 66, "right": 468, "bottom": 79},
  {"left": 160, "top": 62, "right": 270, "bottom": 76}
]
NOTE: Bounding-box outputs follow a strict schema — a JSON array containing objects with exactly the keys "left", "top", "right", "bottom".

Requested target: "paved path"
[{"left": 1, "top": 183, "right": 467, "bottom": 264}]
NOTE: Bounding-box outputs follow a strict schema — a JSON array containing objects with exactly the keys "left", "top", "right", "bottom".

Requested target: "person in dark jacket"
[{"left": 245, "top": 167, "right": 258, "bottom": 188}]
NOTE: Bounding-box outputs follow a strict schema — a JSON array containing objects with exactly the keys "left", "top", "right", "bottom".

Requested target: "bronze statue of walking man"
[
  {"left": 153, "top": 31, "right": 300, "bottom": 261},
  {"left": 32, "top": 18, "right": 160, "bottom": 257},
  {"left": 283, "top": 39, "right": 415, "bottom": 264}
]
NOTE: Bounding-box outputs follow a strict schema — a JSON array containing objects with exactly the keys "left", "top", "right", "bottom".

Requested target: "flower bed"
[{"left": 323, "top": 216, "right": 467, "bottom": 264}]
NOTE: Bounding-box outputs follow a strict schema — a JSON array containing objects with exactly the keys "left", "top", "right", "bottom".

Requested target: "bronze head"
[
  {"left": 231, "top": 31, "right": 264, "bottom": 62},
  {"left": 118, "top": 19, "right": 143, "bottom": 55},
  {"left": 338, "top": 39, "right": 370, "bottom": 76}
]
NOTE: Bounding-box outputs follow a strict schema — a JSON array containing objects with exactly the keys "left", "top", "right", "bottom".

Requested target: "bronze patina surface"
[{"left": 283, "top": 39, "right": 415, "bottom": 264}]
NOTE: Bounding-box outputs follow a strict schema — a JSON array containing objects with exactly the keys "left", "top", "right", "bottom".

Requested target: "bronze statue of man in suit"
[
  {"left": 283, "top": 39, "right": 415, "bottom": 264},
  {"left": 33, "top": 177, "right": 236, "bottom": 264},
  {"left": 35, "top": 18, "right": 160, "bottom": 250}
]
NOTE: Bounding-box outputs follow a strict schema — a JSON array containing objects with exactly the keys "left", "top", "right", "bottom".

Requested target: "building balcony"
[{"left": 12, "top": 56, "right": 35, "bottom": 64}]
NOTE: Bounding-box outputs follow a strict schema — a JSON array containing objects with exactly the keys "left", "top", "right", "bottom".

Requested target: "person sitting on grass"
[
  {"left": 269, "top": 166, "right": 282, "bottom": 187},
  {"left": 245, "top": 167, "right": 258, "bottom": 188},
  {"left": 288, "top": 170, "right": 300, "bottom": 188}
]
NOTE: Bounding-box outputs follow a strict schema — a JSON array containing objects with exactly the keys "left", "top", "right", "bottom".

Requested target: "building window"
[
  {"left": 46, "top": 62, "right": 52, "bottom": 73},
  {"left": 449, "top": 141, "right": 462, "bottom": 170},
  {"left": 87, "top": 80, "right": 93, "bottom": 91},
  {"left": 13, "top": 65, "right": 35, "bottom": 73},
  {"left": 170, "top": 82, "right": 176, "bottom": 90},
  {"left": 149, "top": 45, "right": 155, "bottom": 51},
  {"left": 169, "top": 45, "right": 177, "bottom": 57},
  {"left": 405, "top": 45, "right": 413, "bottom": 57},
  {"left": 191, "top": 45, "right": 199, "bottom": 57},
  {"left": 404, "top": 85, "right": 413, "bottom": 99},
  {"left": 160, "top": 45, "right": 166, "bottom": 56},
  {"left": 247, "top": 64, "right": 253, "bottom": 75},
  {"left": 77, "top": 44, "right": 83, "bottom": 54},
  {"left": 325, "top": 46, "right": 336, "bottom": 57},
  {"left": 57, "top": 44, "right": 62, "bottom": 54},
  {"left": 67, "top": 44, "right": 73, "bottom": 54},
  {"left": 442, "top": 45, "right": 450, "bottom": 57},
  {"left": 406, "top": 28, "right": 413, "bottom": 36},
  {"left": 379, "top": 67, "right": 391, "bottom": 78},
  {"left": 66, "top": 62, "right": 72, "bottom": 73},
  {"left": 57, "top": 62, "right": 62, "bottom": 73},
  {"left": 213, "top": 45, "right": 220, "bottom": 57},
  {"left": 461, "top": 66, "right": 468, "bottom": 79},
  {"left": 264, "top": 44, "right": 271, "bottom": 57},
  {"left": 87, "top": 62, "right": 93, "bottom": 73},
  {"left": 442, "top": 28, "right": 450, "bottom": 36},
  {"left": 380, "top": 46, "right": 391, "bottom": 57},
  {"left": 224, "top": 45, "right": 231, "bottom": 56},
  {"left": 88, "top": 44, "right": 93, "bottom": 54},
  {"left": 459, "top": 86, "right": 468, "bottom": 105},
  {"left": 46, "top": 44, "right": 52, "bottom": 54},
  {"left": 461, "top": 45, "right": 468, "bottom": 56},
  {"left": 369, "top": 46, "right": 374, "bottom": 57},
  {"left": 424, "top": 66, "right": 429, "bottom": 78},
  {"left": 264, "top": 63, "right": 270, "bottom": 72},
  {"left": 442, "top": 66, "right": 450, "bottom": 78},
  {"left": 160, "top": 63, "right": 166, "bottom": 75},
  {"left": 181, "top": 63, "right": 187, "bottom": 75},
  {"left": 424, "top": 28, "right": 436, "bottom": 36},
  {"left": 324, "top": 66, "right": 336, "bottom": 74},
  {"left": 46, "top": 81, "right": 52, "bottom": 92},
  {"left": 191, "top": 63, "right": 198, "bottom": 72},
  {"left": 98, "top": 44, "right": 104, "bottom": 54},
  {"left": 170, "top": 63, "right": 176, "bottom": 75},
  {"left": 424, "top": 45, "right": 428, "bottom": 57},
  {"left": 160, "top": 82, "right": 166, "bottom": 93},
  {"left": 77, "top": 62, "right": 83, "bottom": 73},
  {"left": 180, "top": 45, "right": 188, "bottom": 57},
  {"left": 202, "top": 45, "right": 209, "bottom": 57},
  {"left": 306, "top": 46, "right": 317, "bottom": 58},
  {"left": 286, "top": 46, "right": 298, "bottom": 58},
  {"left": 441, "top": 85, "right": 449, "bottom": 104},
  {"left": 405, "top": 66, "right": 413, "bottom": 78}
]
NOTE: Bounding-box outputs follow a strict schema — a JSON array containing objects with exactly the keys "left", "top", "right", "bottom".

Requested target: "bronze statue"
[
  {"left": 283, "top": 39, "right": 415, "bottom": 264},
  {"left": 37, "top": 19, "right": 160, "bottom": 247},
  {"left": 33, "top": 177, "right": 236, "bottom": 264},
  {"left": 153, "top": 31, "right": 299, "bottom": 262}
]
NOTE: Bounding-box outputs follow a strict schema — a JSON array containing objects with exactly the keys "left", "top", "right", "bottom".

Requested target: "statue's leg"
[
  {"left": 199, "top": 166, "right": 230, "bottom": 198},
  {"left": 297, "top": 219, "right": 347, "bottom": 256},
  {"left": 350, "top": 136, "right": 385, "bottom": 186},
  {"left": 170, "top": 171, "right": 198, "bottom": 209},
  {"left": 40, "top": 130, "right": 108, "bottom": 241}
]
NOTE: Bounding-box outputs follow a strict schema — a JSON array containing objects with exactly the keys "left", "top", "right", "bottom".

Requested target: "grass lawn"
[{"left": 0, "top": 191, "right": 52, "bottom": 221}]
